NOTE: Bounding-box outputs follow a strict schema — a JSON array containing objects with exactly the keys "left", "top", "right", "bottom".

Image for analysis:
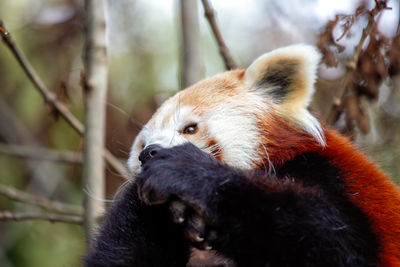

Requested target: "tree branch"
[
  {"left": 0, "top": 20, "right": 83, "bottom": 134},
  {"left": 82, "top": 0, "right": 108, "bottom": 244},
  {"left": 200, "top": 0, "right": 237, "bottom": 70},
  {"left": 0, "top": 143, "right": 82, "bottom": 164},
  {"left": 0, "top": 210, "right": 83, "bottom": 225},
  {"left": 397, "top": 3, "right": 400, "bottom": 35},
  {"left": 325, "top": 3, "right": 388, "bottom": 125},
  {"left": 0, "top": 97, "right": 66, "bottom": 194},
  {"left": 0, "top": 20, "right": 128, "bottom": 180},
  {"left": 180, "top": 0, "right": 204, "bottom": 88},
  {"left": 0, "top": 184, "right": 83, "bottom": 215}
]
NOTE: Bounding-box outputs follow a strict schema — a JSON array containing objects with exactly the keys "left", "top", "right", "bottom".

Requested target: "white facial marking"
[
  {"left": 127, "top": 88, "right": 270, "bottom": 175},
  {"left": 127, "top": 102, "right": 198, "bottom": 175},
  {"left": 206, "top": 94, "right": 266, "bottom": 169}
]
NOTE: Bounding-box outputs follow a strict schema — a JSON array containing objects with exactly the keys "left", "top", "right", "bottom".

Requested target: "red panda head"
[{"left": 128, "top": 44, "right": 325, "bottom": 175}]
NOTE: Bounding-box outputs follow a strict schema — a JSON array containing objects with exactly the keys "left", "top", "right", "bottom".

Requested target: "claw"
[
  {"left": 201, "top": 241, "right": 212, "bottom": 250},
  {"left": 185, "top": 229, "right": 205, "bottom": 244},
  {"left": 170, "top": 201, "right": 186, "bottom": 224},
  {"left": 194, "top": 235, "right": 204, "bottom": 242}
]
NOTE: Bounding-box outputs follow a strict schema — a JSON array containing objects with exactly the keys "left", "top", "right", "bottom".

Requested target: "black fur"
[
  {"left": 256, "top": 61, "right": 298, "bottom": 102},
  {"left": 85, "top": 184, "right": 190, "bottom": 267},
  {"left": 85, "top": 143, "right": 379, "bottom": 267}
]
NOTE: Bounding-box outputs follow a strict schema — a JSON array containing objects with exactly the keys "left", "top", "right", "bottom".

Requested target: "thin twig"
[
  {"left": 0, "top": 21, "right": 83, "bottom": 134},
  {"left": 0, "top": 210, "right": 83, "bottom": 225},
  {"left": 335, "top": 10, "right": 370, "bottom": 42},
  {"left": 0, "top": 143, "right": 82, "bottom": 164},
  {"left": 0, "top": 184, "right": 83, "bottom": 215},
  {"left": 0, "top": 21, "right": 128, "bottom": 180},
  {"left": 325, "top": 4, "right": 386, "bottom": 125},
  {"left": 397, "top": 5, "right": 400, "bottom": 35},
  {"left": 0, "top": 97, "right": 66, "bottom": 194},
  {"left": 200, "top": 0, "right": 237, "bottom": 70},
  {"left": 0, "top": 23, "right": 8, "bottom": 36}
]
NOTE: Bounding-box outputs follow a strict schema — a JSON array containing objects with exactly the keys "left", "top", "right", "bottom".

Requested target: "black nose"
[{"left": 138, "top": 144, "right": 162, "bottom": 165}]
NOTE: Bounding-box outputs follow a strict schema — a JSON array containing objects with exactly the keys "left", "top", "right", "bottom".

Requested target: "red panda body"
[
  {"left": 87, "top": 45, "right": 400, "bottom": 267},
  {"left": 261, "top": 113, "right": 400, "bottom": 266}
]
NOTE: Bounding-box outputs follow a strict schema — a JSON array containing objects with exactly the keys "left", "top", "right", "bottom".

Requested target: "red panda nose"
[{"left": 138, "top": 144, "right": 162, "bottom": 165}]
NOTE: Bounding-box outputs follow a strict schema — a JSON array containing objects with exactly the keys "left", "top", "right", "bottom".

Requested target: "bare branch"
[
  {"left": 0, "top": 184, "right": 83, "bottom": 215},
  {"left": 0, "top": 143, "right": 82, "bottom": 164},
  {"left": 200, "top": 0, "right": 237, "bottom": 70},
  {"left": 0, "top": 210, "right": 83, "bottom": 225},
  {"left": 397, "top": 4, "right": 400, "bottom": 35},
  {"left": 0, "top": 21, "right": 128, "bottom": 180},
  {"left": 0, "top": 22, "right": 8, "bottom": 36},
  {"left": 82, "top": 0, "right": 108, "bottom": 243},
  {"left": 180, "top": 0, "right": 204, "bottom": 88},
  {"left": 325, "top": 4, "right": 387, "bottom": 125},
  {"left": 335, "top": 10, "right": 370, "bottom": 42},
  {"left": 0, "top": 97, "right": 66, "bottom": 194},
  {"left": 0, "top": 21, "right": 83, "bottom": 134}
]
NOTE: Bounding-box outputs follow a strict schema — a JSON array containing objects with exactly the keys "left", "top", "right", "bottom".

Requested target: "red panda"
[{"left": 87, "top": 44, "right": 400, "bottom": 267}]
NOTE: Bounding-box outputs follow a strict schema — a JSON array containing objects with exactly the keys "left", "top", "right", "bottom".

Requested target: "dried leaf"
[
  {"left": 343, "top": 95, "right": 359, "bottom": 123},
  {"left": 387, "top": 34, "right": 400, "bottom": 77},
  {"left": 357, "top": 111, "right": 370, "bottom": 134},
  {"left": 323, "top": 49, "right": 338, "bottom": 67}
]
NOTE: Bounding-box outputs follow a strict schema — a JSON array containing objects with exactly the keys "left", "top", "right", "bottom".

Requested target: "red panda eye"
[{"left": 182, "top": 123, "right": 198, "bottom": 135}]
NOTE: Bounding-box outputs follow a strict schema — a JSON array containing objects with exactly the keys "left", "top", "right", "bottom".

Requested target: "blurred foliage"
[{"left": 0, "top": 0, "right": 399, "bottom": 266}]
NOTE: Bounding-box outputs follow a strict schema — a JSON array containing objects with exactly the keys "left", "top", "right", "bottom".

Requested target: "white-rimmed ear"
[
  {"left": 245, "top": 44, "right": 325, "bottom": 146},
  {"left": 245, "top": 44, "right": 321, "bottom": 111}
]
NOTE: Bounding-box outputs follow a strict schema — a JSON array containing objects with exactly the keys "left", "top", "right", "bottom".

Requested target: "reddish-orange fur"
[
  {"left": 258, "top": 116, "right": 400, "bottom": 266},
  {"left": 256, "top": 113, "right": 321, "bottom": 168},
  {"left": 323, "top": 130, "right": 400, "bottom": 267}
]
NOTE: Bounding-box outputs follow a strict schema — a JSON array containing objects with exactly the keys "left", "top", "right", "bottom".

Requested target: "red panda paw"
[
  {"left": 137, "top": 170, "right": 219, "bottom": 250},
  {"left": 135, "top": 143, "right": 220, "bottom": 210},
  {"left": 135, "top": 143, "right": 225, "bottom": 249},
  {"left": 168, "top": 200, "right": 218, "bottom": 251}
]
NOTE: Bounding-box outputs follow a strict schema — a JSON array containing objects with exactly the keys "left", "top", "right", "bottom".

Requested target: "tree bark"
[
  {"left": 82, "top": 0, "right": 108, "bottom": 245},
  {"left": 180, "top": 0, "right": 204, "bottom": 88},
  {"left": 200, "top": 0, "right": 237, "bottom": 70}
]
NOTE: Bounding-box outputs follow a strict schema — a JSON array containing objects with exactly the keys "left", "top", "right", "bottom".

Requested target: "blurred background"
[{"left": 0, "top": 0, "right": 399, "bottom": 266}]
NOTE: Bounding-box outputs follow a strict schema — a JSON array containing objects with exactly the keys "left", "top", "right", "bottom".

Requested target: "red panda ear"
[
  {"left": 244, "top": 44, "right": 321, "bottom": 111},
  {"left": 245, "top": 44, "right": 325, "bottom": 146}
]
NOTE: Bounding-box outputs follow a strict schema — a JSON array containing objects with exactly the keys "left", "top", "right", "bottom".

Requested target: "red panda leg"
[{"left": 85, "top": 182, "right": 190, "bottom": 267}]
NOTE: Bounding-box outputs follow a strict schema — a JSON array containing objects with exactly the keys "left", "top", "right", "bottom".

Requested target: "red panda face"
[{"left": 128, "top": 44, "right": 325, "bottom": 175}]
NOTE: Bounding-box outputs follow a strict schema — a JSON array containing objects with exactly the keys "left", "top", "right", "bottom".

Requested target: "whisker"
[
  {"left": 83, "top": 185, "right": 114, "bottom": 203},
  {"left": 105, "top": 162, "right": 128, "bottom": 179},
  {"left": 104, "top": 101, "right": 144, "bottom": 131},
  {"left": 113, "top": 179, "right": 135, "bottom": 200},
  {"left": 118, "top": 148, "right": 130, "bottom": 157},
  {"left": 261, "top": 144, "right": 276, "bottom": 177}
]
